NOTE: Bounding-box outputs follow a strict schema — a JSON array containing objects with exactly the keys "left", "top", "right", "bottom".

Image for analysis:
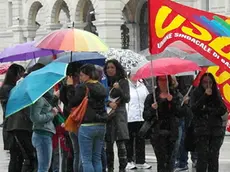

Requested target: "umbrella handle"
[
  {"left": 181, "top": 85, "right": 193, "bottom": 106},
  {"left": 70, "top": 51, "right": 73, "bottom": 62},
  {"left": 150, "top": 60, "right": 158, "bottom": 119},
  {"left": 166, "top": 76, "right": 170, "bottom": 94}
]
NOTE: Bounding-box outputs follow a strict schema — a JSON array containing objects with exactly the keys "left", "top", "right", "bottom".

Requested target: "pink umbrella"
[{"left": 133, "top": 57, "right": 200, "bottom": 80}]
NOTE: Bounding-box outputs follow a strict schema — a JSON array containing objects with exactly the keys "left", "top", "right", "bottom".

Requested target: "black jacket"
[
  {"left": 105, "top": 78, "right": 130, "bottom": 142},
  {"left": 143, "top": 88, "right": 187, "bottom": 141},
  {"left": 67, "top": 81, "right": 107, "bottom": 124},
  {"left": 0, "top": 84, "right": 32, "bottom": 132},
  {"left": 0, "top": 84, "right": 32, "bottom": 150},
  {"left": 190, "top": 87, "right": 227, "bottom": 136}
]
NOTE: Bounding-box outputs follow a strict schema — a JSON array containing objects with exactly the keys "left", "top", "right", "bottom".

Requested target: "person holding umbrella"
[{"left": 143, "top": 75, "right": 185, "bottom": 172}]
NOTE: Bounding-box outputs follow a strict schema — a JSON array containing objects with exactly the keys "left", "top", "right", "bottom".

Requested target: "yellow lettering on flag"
[
  {"left": 209, "top": 37, "right": 230, "bottom": 61},
  {"left": 182, "top": 23, "right": 212, "bottom": 41},
  {"left": 155, "top": 6, "right": 185, "bottom": 38},
  {"left": 207, "top": 66, "right": 229, "bottom": 84}
]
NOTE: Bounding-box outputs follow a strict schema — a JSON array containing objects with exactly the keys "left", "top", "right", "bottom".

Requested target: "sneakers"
[
  {"left": 174, "top": 166, "right": 189, "bottom": 172},
  {"left": 126, "top": 162, "right": 152, "bottom": 170},
  {"left": 126, "top": 162, "right": 137, "bottom": 170},
  {"left": 136, "top": 163, "right": 152, "bottom": 169}
]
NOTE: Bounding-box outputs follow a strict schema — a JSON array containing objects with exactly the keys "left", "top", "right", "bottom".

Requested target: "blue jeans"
[
  {"left": 78, "top": 124, "right": 105, "bottom": 172},
  {"left": 177, "top": 122, "right": 197, "bottom": 167},
  {"left": 32, "top": 132, "right": 52, "bottom": 172},
  {"left": 69, "top": 132, "right": 82, "bottom": 172}
]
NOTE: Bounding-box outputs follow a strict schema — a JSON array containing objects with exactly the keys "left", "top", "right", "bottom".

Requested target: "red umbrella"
[
  {"left": 133, "top": 57, "right": 200, "bottom": 80},
  {"left": 0, "top": 63, "right": 11, "bottom": 75}
]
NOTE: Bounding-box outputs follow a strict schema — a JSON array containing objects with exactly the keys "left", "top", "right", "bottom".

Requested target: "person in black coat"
[
  {"left": 143, "top": 75, "right": 186, "bottom": 172},
  {"left": 104, "top": 59, "right": 130, "bottom": 172},
  {"left": 0, "top": 64, "right": 36, "bottom": 172},
  {"left": 190, "top": 73, "right": 227, "bottom": 172},
  {"left": 59, "top": 62, "right": 83, "bottom": 172}
]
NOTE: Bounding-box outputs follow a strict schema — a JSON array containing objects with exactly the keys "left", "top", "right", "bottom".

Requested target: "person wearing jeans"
[
  {"left": 30, "top": 91, "right": 58, "bottom": 172},
  {"left": 69, "top": 132, "right": 82, "bottom": 172},
  {"left": 78, "top": 125, "right": 106, "bottom": 171},
  {"left": 32, "top": 133, "right": 53, "bottom": 172},
  {"left": 66, "top": 64, "right": 107, "bottom": 172}
]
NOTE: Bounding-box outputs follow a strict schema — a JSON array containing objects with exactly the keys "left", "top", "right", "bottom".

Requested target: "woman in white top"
[{"left": 125, "top": 70, "right": 152, "bottom": 170}]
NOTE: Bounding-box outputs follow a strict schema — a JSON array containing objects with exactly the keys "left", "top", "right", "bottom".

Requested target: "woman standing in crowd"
[
  {"left": 190, "top": 73, "right": 227, "bottom": 172},
  {"left": 125, "top": 70, "right": 151, "bottom": 170},
  {"left": 104, "top": 59, "right": 130, "bottom": 172},
  {"left": 59, "top": 62, "right": 83, "bottom": 172},
  {"left": 143, "top": 75, "right": 184, "bottom": 172},
  {"left": 0, "top": 64, "right": 35, "bottom": 172},
  {"left": 66, "top": 64, "right": 107, "bottom": 172},
  {"left": 30, "top": 85, "right": 58, "bottom": 172}
]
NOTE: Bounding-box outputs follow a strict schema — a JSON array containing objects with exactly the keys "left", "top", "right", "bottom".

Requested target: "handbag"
[
  {"left": 138, "top": 120, "right": 155, "bottom": 138},
  {"left": 64, "top": 87, "right": 89, "bottom": 133}
]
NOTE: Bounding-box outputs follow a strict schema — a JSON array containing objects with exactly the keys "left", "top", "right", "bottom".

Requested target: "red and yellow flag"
[
  {"left": 193, "top": 66, "right": 230, "bottom": 111},
  {"left": 149, "top": 0, "right": 230, "bottom": 72}
]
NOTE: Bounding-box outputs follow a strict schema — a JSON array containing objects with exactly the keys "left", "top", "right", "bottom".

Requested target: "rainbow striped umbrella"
[{"left": 36, "top": 29, "right": 109, "bottom": 52}]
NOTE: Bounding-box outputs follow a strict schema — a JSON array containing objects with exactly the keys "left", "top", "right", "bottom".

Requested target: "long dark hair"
[
  {"left": 2, "top": 64, "right": 25, "bottom": 86},
  {"left": 104, "top": 59, "right": 126, "bottom": 86},
  {"left": 80, "top": 64, "right": 97, "bottom": 79},
  {"left": 198, "top": 73, "right": 218, "bottom": 99},
  {"left": 155, "top": 75, "right": 176, "bottom": 95}
]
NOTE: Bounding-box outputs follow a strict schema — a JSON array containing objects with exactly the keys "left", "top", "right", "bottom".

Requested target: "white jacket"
[{"left": 126, "top": 80, "right": 149, "bottom": 123}]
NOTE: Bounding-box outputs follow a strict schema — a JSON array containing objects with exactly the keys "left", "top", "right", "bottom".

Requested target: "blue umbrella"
[
  {"left": 5, "top": 62, "right": 68, "bottom": 117},
  {"left": 54, "top": 52, "right": 106, "bottom": 66}
]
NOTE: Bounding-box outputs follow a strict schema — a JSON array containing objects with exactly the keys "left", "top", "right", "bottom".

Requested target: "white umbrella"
[{"left": 100, "top": 48, "right": 148, "bottom": 71}]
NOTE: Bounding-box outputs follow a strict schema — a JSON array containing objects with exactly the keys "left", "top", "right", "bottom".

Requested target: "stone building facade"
[{"left": 0, "top": 0, "right": 228, "bottom": 52}]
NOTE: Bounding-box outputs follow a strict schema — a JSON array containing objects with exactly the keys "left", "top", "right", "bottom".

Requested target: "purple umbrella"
[{"left": 0, "top": 41, "right": 63, "bottom": 63}]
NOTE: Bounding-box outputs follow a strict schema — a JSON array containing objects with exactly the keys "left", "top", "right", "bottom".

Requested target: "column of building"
[
  {"left": 12, "top": 0, "right": 24, "bottom": 44},
  {"left": 93, "top": 0, "right": 124, "bottom": 48}
]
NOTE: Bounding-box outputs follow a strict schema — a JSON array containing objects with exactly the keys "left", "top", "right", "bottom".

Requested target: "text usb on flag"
[{"left": 148, "top": 0, "right": 230, "bottom": 72}]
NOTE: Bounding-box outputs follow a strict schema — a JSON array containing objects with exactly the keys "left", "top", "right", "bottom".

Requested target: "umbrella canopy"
[
  {"left": 100, "top": 48, "right": 148, "bottom": 71},
  {"left": 26, "top": 52, "right": 67, "bottom": 69},
  {"left": 36, "top": 28, "right": 109, "bottom": 52},
  {"left": 140, "top": 41, "right": 215, "bottom": 67},
  {"left": 54, "top": 52, "right": 106, "bottom": 66},
  {"left": 140, "top": 47, "right": 189, "bottom": 59},
  {"left": 133, "top": 57, "right": 201, "bottom": 80},
  {"left": 5, "top": 62, "right": 68, "bottom": 117},
  {"left": 184, "top": 54, "right": 215, "bottom": 66},
  {"left": 0, "top": 41, "right": 63, "bottom": 63}
]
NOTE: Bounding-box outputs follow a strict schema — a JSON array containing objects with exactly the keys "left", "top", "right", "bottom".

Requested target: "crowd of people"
[{"left": 0, "top": 59, "right": 228, "bottom": 172}]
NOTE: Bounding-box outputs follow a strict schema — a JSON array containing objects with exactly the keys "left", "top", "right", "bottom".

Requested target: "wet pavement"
[{"left": 0, "top": 127, "right": 230, "bottom": 172}]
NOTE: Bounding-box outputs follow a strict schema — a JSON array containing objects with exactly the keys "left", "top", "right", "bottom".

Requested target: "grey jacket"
[{"left": 30, "top": 97, "right": 56, "bottom": 134}]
